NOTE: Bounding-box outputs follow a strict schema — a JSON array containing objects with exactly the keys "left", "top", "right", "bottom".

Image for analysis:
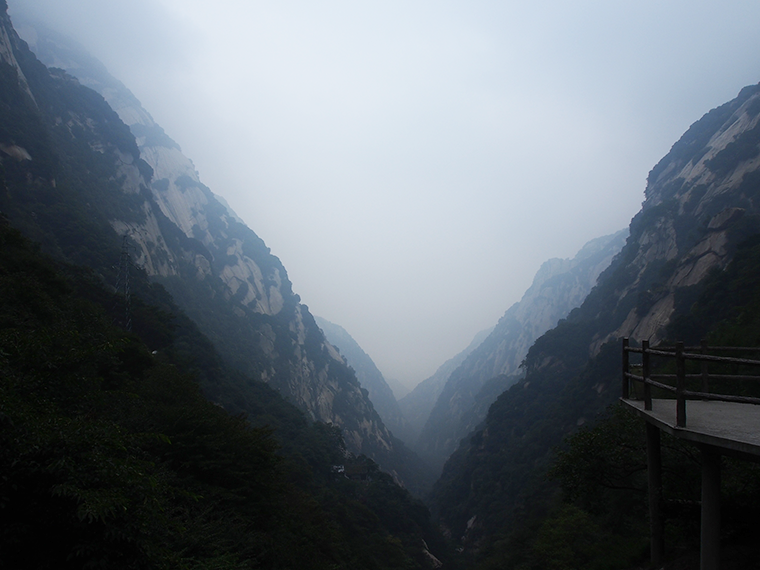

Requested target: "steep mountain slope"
[
  {"left": 385, "top": 375, "right": 411, "bottom": 400},
  {"left": 397, "top": 327, "right": 492, "bottom": 446},
  {"left": 315, "top": 316, "right": 409, "bottom": 441},
  {"left": 0, "top": 215, "right": 449, "bottom": 570},
  {"left": 1, "top": 8, "right": 427, "bottom": 490},
  {"left": 431, "top": 82, "right": 760, "bottom": 560},
  {"left": 416, "top": 230, "right": 627, "bottom": 472}
]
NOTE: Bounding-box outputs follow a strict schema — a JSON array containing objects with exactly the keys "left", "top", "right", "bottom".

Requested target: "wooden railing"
[{"left": 622, "top": 338, "right": 760, "bottom": 427}]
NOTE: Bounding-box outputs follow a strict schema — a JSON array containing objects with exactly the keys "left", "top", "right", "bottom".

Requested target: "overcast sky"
[{"left": 9, "top": 0, "right": 760, "bottom": 388}]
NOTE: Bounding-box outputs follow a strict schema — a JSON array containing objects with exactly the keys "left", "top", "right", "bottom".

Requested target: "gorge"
[{"left": 2, "top": 2, "right": 760, "bottom": 569}]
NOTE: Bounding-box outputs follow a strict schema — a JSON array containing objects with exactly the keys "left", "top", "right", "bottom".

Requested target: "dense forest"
[
  {"left": 0, "top": 4, "right": 446, "bottom": 566},
  {"left": 3, "top": 2, "right": 760, "bottom": 568},
  {"left": 0, "top": 220, "right": 448, "bottom": 569},
  {"left": 428, "top": 83, "right": 760, "bottom": 569},
  {"left": 8, "top": 1, "right": 436, "bottom": 494},
  {"left": 434, "top": 235, "right": 760, "bottom": 570}
]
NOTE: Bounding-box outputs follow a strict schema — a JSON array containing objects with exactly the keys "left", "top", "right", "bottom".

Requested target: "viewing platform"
[
  {"left": 621, "top": 339, "right": 760, "bottom": 570},
  {"left": 621, "top": 398, "right": 760, "bottom": 459}
]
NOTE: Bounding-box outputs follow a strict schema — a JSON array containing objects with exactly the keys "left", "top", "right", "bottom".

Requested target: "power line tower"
[{"left": 114, "top": 235, "right": 135, "bottom": 331}]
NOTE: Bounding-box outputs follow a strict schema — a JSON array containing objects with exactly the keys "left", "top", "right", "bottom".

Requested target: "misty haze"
[{"left": 2, "top": 0, "right": 760, "bottom": 568}]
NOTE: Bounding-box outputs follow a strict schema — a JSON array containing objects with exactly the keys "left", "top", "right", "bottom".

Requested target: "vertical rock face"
[
  {"left": 431, "top": 82, "right": 760, "bottom": 552},
  {"left": 0, "top": 7, "right": 33, "bottom": 103},
  {"left": 596, "top": 85, "right": 760, "bottom": 349},
  {"left": 416, "top": 229, "right": 628, "bottom": 473},
  {"left": 5, "top": 13, "right": 412, "bottom": 479},
  {"left": 314, "top": 316, "right": 409, "bottom": 441}
]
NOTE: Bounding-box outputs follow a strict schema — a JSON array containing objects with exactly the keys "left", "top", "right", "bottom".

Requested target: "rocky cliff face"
[
  {"left": 417, "top": 229, "right": 627, "bottom": 472},
  {"left": 314, "top": 316, "right": 409, "bottom": 440},
  {"left": 4, "top": 13, "right": 415, "bottom": 480},
  {"left": 595, "top": 86, "right": 760, "bottom": 349},
  {"left": 431, "top": 81, "right": 760, "bottom": 552}
]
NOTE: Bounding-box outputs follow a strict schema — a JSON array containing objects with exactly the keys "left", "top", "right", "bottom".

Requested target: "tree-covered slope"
[
  {"left": 416, "top": 230, "right": 627, "bottom": 473},
  {"left": 469, "top": 235, "right": 760, "bottom": 570},
  {"left": 0, "top": 4, "right": 446, "bottom": 548},
  {"left": 0, "top": 219, "right": 448, "bottom": 570},
  {"left": 430, "top": 81, "right": 760, "bottom": 566},
  {"left": 3, "top": 6, "right": 426, "bottom": 491}
]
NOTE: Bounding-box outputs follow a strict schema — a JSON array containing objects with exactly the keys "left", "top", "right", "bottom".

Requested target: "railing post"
[
  {"left": 622, "top": 337, "right": 630, "bottom": 399},
  {"left": 646, "top": 423, "right": 664, "bottom": 566},
  {"left": 643, "top": 339, "right": 652, "bottom": 411},
  {"left": 676, "top": 341, "right": 686, "bottom": 427},
  {"left": 701, "top": 339, "right": 709, "bottom": 399},
  {"left": 700, "top": 446, "right": 721, "bottom": 570}
]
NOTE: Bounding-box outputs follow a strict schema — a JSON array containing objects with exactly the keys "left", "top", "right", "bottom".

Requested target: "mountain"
[
  {"left": 0, "top": 205, "right": 450, "bottom": 570},
  {"left": 385, "top": 375, "right": 411, "bottom": 400},
  {"left": 4, "top": 7, "right": 430, "bottom": 492},
  {"left": 397, "top": 326, "right": 492, "bottom": 446},
  {"left": 0, "top": 5, "right": 451, "bottom": 566},
  {"left": 314, "top": 315, "right": 409, "bottom": 441},
  {"left": 431, "top": 82, "right": 760, "bottom": 565},
  {"left": 416, "top": 229, "right": 627, "bottom": 472}
]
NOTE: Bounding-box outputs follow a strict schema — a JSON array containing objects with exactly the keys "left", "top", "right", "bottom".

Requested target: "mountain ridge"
[
  {"left": 415, "top": 229, "right": 627, "bottom": 472},
  {"left": 430, "top": 80, "right": 760, "bottom": 564},
  {"left": 4, "top": 9, "right": 430, "bottom": 492}
]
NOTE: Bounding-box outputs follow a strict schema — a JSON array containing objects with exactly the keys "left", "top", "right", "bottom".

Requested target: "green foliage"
[
  {"left": 705, "top": 122, "right": 760, "bottom": 176},
  {"left": 0, "top": 223, "right": 270, "bottom": 568},
  {"left": 430, "top": 333, "right": 624, "bottom": 559},
  {"left": 0, "top": 223, "right": 445, "bottom": 569},
  {"left": 646, "top": 84, "right": 760, "bottom": 187},
  {"left": 514, "top": 504, "right": 633, "bottom": 570},
  {"left": 550, "top": 406, "right": 650, "bottom": 511},
  {"left": 546, "top": 403, "right": 760, "bottom": 569},
  {"left": 670, "top": 233, "right": 760, "bottom": 347},
  {"left": 470, "top": 228, "right": 760, "bottom": 570},
  {"left": 0, "top": 17, "right": 446, "bottom": 567}
]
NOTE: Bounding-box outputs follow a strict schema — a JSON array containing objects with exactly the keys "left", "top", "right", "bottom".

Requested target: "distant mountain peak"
[{"left": 415, "top": 228, "right": 628, "bottom": 472}]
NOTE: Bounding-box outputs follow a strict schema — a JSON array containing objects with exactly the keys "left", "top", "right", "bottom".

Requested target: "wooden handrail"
[
  {"left": 622, "top": 337, "right": 630, "bottom": 400},
  {"left": 651, "top": 373, "right": 760, "bottom": 381},
  {"left": 676, "top": 342, "right": 686, "bottom": 427},
  {"left": 643, "top": 339, "right": 651, "bottom": 411},
  {"left": 622, "top": 337, "right": 760, "bottom": 427}
]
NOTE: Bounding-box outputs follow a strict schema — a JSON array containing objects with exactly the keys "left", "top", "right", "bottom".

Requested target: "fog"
[{"left": 10, "top": 0, "right": 760, "bottom": 388}]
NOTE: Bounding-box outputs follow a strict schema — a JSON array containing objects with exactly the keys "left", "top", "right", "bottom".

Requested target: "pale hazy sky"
[{"left": 10, "top": 0, "right": 760, "bottom": 387}]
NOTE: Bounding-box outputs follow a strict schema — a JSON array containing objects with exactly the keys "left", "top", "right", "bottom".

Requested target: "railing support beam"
[
  {"left": 646, "top": 423, "right": 664, "bottom": 565},
  {"left": 643, "top": 339, "right": 652, "bottom": 410},
  {"left": 622, "top": 337, "right": 630, "bottom": 399},
  {"left": 700, "top": 446, "right": 721, "bottom": 570},
  {"left": 676, "top": 341, "right": 686, "bottom": 427},
  {"left": 701, "top": 339, "right": 709, "bottom": 398}
]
